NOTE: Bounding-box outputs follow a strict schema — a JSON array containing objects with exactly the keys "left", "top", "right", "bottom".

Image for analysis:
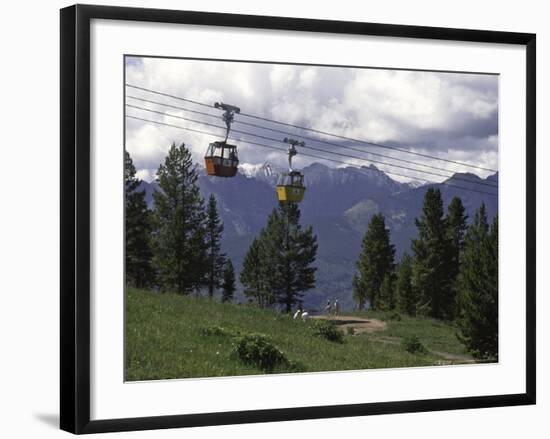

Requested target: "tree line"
[
  {"left": 125, "top": 143, "right": 235, "bottom": 302},
  {"left": 127, "top": 142, "right": 496, "bottom": 359},
  {"left": 125, "top": 142, "right": 317, "bottom": 306},
  {"left": 352, "top": 188, "right": 498, "bottom": 359}
]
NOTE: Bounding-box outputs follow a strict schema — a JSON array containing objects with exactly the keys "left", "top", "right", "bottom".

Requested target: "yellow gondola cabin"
[{"left": 276, "top": 171, "right": 305, "bottom": 203}]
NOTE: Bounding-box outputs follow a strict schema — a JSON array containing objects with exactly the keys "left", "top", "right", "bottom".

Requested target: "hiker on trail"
[
  {"left": 334, "top": 299, "right": 339, "bottom": 316},
  {"left": 325, "top": 300, "right": 332, "bottom": 315}
]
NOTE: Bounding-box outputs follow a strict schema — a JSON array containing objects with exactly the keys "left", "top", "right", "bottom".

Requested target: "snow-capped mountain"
[
  {"left": 137, "top": 162, "right": 498, "bottom": 309},
  {"left": 238, "top": 162, "right": 276, "bottom": 179}
]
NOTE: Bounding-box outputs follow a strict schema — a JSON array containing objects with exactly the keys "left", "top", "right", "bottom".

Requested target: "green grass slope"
[{"left": 125, "top": 288, "right": 475, "bottom": 381}]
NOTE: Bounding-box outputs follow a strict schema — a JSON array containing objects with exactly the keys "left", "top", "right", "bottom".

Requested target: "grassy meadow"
[{"left": 125, "top": 288, "right": 476, "bottom": 381}]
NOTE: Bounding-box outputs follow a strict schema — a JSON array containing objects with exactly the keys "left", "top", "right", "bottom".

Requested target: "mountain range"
[{"left": 138, "top": 162, "right": 498, "bottom": 310}]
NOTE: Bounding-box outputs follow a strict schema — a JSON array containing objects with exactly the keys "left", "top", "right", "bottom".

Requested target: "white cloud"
[
  {"left": 125, "top": 57, "right": 498, "bottom": 182},
  {"left": 135, "top": 168, "right": 156, "bottom": 182}
]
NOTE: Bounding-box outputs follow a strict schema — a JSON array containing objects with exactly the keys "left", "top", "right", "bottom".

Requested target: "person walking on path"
[
  {"left": 324, "top": 300, "right": 332, "bottom": 315},
  {"left": 334, "top": 299, "right": 339, "bottom": 316}
]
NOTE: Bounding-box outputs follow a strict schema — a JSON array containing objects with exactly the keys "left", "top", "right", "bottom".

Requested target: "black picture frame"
[{"left": 60, "top": 4, "right": 536, "bottom": 434}]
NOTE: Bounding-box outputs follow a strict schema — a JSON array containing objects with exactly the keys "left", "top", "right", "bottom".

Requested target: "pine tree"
[
  {"left": 445, "top": 196, "right": 468, "bottom": 320},
  {"left": 457, "top": 206, "right": 498, "bottom": 359},
  {"left": 125, "top": 151, "right": 155, "bottom": 288},
  {"left": 353, "top": 213, "right": 395, "bottom": 310},
  {"left": 205, "top": 194, "right": 226, "bottom": 299},
  {"left": 396, "top": 253, "right": 416, "bottom": 316},
  {"left": 352, "top": 274, "right": 364, "bottom": 310},
  {"left": 221, "top": 260, "right": 236, "bottom": 303},
  {"left": 241, "top": 204, "right": 317, "bottom": 312},
  {"left": 379, "top": 273, "right": 396, "bottom": 311},
  {"left": 240, "top": 238, "right": 260, "bottom": 305},
  {"left": 240, "top": 237, "right": 273, "bottom": 308},
  {"left": 411, "top": 188, "right": 453, "bottom": 319},
  {"left": 152, "top": 142, "right": 207, "bottom": 294},
  {"left": 266, "top": 204, "right": 318, "bottom": 312}
]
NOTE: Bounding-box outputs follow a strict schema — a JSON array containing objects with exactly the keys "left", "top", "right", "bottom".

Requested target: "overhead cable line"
[
  {"left": 126, "top": 103, "right": 499, "bottom": 190},
  {"left": 125, "top": 83, "right": 498, "bottom": 174},
  {"left": 126, "top": 94, "right": 498, "bottom": 187},
  {"left": 125, "top": 114, "right": 497, "bottom": 198}
]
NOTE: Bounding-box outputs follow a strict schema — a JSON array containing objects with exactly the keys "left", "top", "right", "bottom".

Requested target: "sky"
[{"left": 125, "top": 56, "right": 498, "bottom": 184}]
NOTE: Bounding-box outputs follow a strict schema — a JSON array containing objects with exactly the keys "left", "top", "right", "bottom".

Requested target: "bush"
[
  {"left": 388, "top": 311, "right": 402, "bottom": 321},
  {"left": 402, "top": 335, "right": 427, "bottom": 354},
  {"left": 200, "top": 325, "right": 237, "bottom": 337},
  {"left": 233, "top": 334, "right": 290, "bottom": 372},
  {"left": 312, "top": 321, "right": 345, "bottom": 344},
  {"left": 346, "top": 326, "right": 355, "bottom": 336}
]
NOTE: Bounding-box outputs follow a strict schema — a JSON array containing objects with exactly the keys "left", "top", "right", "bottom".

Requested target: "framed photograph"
[{"left": 60, "top": 4, "right": 536, "bottom": 434}]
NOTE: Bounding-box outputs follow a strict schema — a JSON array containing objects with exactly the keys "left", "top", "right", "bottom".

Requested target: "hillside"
[
  {"left": 125, "top": 288, "right": 474, "bottom": 381},
  {"left": 137, "top": 163, "right": 498, "bottom": 310}
]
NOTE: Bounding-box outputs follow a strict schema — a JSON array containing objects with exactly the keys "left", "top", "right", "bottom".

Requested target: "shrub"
[
  {"left": 346, "top": 326, "right": 355, "bottom": 336},
  {"left": 200, "top": 325, "right": 237, "bottom": 337},
  {"left": 233, "top": 334, "right": 290, "bottom": 372},
  {"left": 388, "top": 311, "right": 402, "bottom": 321},
  {"left": 312, "top": 321, "right": 345, "bottom": 344},
  {"left": 402, "top": 335, "right": 427, "bottom": 354},
  {"left": 286, "top": 360, "right": 307, "bottom": 373}
]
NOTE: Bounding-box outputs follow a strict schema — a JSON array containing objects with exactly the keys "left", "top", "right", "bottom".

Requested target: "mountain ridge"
[{"left": 137, "top": 163, "right": 498, "bottom": 310}]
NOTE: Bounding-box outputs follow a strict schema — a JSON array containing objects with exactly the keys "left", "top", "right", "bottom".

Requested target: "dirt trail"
[
  {"left": 311, "top": 315, "right": 386, "bottom": 335},
  {"left": 312, "top": 316, "right": 475, "bottom": 365}
]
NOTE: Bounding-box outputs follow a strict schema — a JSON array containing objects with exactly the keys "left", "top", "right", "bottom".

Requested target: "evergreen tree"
[
  {"left": 221, "top": 260, "right": 236, "bottom": 303},
  {"left": 152, "top": 142, "right": 207, "bottom": 294},
  {"left": 125, "top": 150, "right": 140, "bottom": 195},
  {"left": 240, "top": 237, "right": 273, "bottom": 308},
  {"left": 457, "top": 206, "right": 498, "bottom": 359},
  {"left": 379, "top": 273, "right": 396, "bottom": 311},
  {"left": 205, "top": 194, "right": 226, "bottom": 299},
  {"left": 396, "top": 253, "right": 416, "bottom": 316},
  {"left": 353, "top": 213, "right": 395, "bottom": 310},
  {"left": 352, "top": 274, "right": 364, "bottom": 310},
  {"left": 241, "top": 204, "right": 317, "bottom": 312},
  {"left": 266, "top": 204, "right": 318, "bottom": 312},
  {"left": 411, "top": 188, "right": 453, "bottom": 319},
  {"left": 445, "top": 196, "right": 468, "bottom": 319},
  {"left": 125, "top": 151, "right": 155, "bottom": 288}
]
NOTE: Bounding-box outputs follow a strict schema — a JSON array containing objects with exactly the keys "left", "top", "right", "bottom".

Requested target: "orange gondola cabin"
[
  {"left": 205, "top": 102, "right": 241, "bottom": 177},
  {"left": 204, "top": 141, "right": 239, "bottom": 177}
]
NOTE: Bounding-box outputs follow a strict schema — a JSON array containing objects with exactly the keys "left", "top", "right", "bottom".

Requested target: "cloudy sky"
[{"left": 125, "top": 56, "right": 498, "bottom": 183}]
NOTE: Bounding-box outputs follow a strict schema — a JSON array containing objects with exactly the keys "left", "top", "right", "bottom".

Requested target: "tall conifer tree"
[
  {"left": 153, "top": 142, "right": 207, "bottom": 294},
  {"left": 240, "top": 237, "right": 272, "bottom": 307},
  {"left": 457, "top": 206, "right": 498, "bottom": 359},
  {"left": 396, "top": 253, "right": 416, "bottom": 316},
  {"left": 125, "top": 151, "right": 155, "bottom": 288},
  {"left": 411, "top": 188, "right": 452, "bottom": 319},
  {"left": 445, "top": 196, "right": 468, "bottom": 319},
  {"left": 379, "top": 273, "right": 396, "bottom": 311},
  {"left": 240, "top": 204, "right": 317, "bottom": 312},
  {"left": 353, "top": 213, "right": 395, "bottom": 310},
  {"left": 205, "top": 194, "right": 226, "bottom": 299},
  {"left": 266, "top": 204, "right": 317, "bottom": 312},
  {"left": 221, "top": 260, "right": 236, "bottom": 303}
]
